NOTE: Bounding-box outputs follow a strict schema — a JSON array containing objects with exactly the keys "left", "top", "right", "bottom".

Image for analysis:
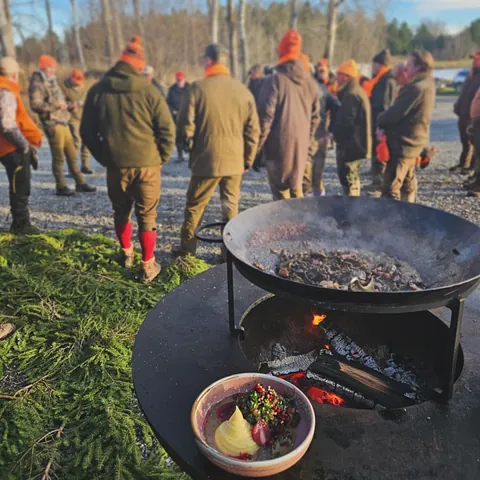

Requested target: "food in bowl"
[{"left": 204, "top": 383, "right": 299, "bottom": 461}]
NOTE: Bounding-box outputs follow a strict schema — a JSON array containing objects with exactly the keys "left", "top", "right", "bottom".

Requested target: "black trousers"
[{"left": 0, "top": 151, "right": 32, "bottom": 225}]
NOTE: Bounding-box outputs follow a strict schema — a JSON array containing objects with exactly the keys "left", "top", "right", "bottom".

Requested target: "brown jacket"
[
  {"left": 332, "top": 78, "right": 372, "bottom": 161},
  {"left": 454, "top": 69, "right": 480, "bottom": 119},
  {"left": 378, "top": 71, "right": 436, "bottom": 159},
  {"left": 177, "top": 73, "right": 260, "bottom": 177},
  {"left": 257, "top": 60, "right": 320, "bottom": 190},
  {"left": 62, "top": 78, "right": 86, "bottom": 123}
]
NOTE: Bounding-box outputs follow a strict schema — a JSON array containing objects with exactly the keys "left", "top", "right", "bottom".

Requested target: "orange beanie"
[
  {"left": 317, "top": 59, "right": 329, "bottom": 68},
  {"left": 337, "top": 59, "right": 359, "bottom": 79},
  {"left": 120, "top": 36, "right": 146, "bottom": 72},
  {"left": 277, "top": 29, "right": 302, "bottom": 62},
  {"left": 71, "top": 69, "right": 85, "bottom": 85},
  {"left": 39, "top": 54, "right": 57, "bottom": 70}
]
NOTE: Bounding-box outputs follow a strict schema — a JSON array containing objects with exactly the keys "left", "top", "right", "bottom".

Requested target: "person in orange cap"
[
  {"left": 167, "top": 71, "right": 190, "bottom": 163},
  {"left": 0, "top": 57, "right": 42, "bottom": 234},
  {"left": 29, "top": 55, "right": 95, "bottom": 196},
  {"left": 451, "top": 51, "right": 480, "bottom": 175},
  {"left": 81, "top": 36, "right": 176, "bottom": 284},
  {"left": 62, "top": 69, "right": 92, "bottom": 174},
  {"left": 257, "top": 29, "right": 320, "bottom": 200},
  {"left": 331, "top": 59, "right": 371, "bottom": 196}
]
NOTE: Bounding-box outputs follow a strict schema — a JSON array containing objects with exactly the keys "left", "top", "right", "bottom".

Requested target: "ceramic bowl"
[{"left": 191, "top": 373, "right": 315, "bottom": 478}]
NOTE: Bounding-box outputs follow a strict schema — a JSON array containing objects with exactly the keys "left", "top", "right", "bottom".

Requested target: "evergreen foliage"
[{"left": 0, "top": 230, "right": 209, "bottom": 479}]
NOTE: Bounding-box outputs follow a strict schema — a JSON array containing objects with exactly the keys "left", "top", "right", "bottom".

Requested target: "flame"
[
  {"left": 324, "top": 345, "right": 331, "bottom": 350},
  {"left": 312, "top": 314, "right": 327, "bottom": 326},
  {"left": 306, "top": 387, "right": 345, "bottom": 407}
]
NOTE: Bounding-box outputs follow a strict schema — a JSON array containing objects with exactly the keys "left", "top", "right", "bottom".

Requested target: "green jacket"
[
  {"left": 177, "top": 72, "right": 260, "bottom": 177},
  {"left": 332, "top": 78, "right": 372, "bottom": 161},
  {"left": 62, "top": 78, "right": 86, "bottom": 124},
  {"left": 80, "top": 61, "right": 175, "bottom": 168},
  {"left": 378, "top": 71, "right": 435, "bottom": 159}
]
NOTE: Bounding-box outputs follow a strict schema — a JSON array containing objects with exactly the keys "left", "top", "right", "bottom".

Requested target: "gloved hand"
[{"left": 30, "top": 148, "right": 38, "bottom": 170}]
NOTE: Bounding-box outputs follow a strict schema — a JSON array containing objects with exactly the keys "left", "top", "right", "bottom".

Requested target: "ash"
[{"left": 275, "top": 249, "right": 425, "bottom": 292}]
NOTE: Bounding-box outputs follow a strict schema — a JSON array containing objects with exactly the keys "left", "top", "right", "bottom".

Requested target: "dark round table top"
[{"left": 132, "top": 265, "right": 480, "bottom": 480}]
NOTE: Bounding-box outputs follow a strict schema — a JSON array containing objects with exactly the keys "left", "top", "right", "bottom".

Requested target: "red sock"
[
  {"left": 139, "top": 230, "right": 156, "bottom": 262},
  {"left": 115, "top": 222, "right": 132, "bottom": 249}
]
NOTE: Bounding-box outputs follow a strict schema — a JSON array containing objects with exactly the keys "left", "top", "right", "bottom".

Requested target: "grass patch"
[
  {"left": 437, "top": 87, "right": 458, "bottom": 96},
  {"left": 0, "top": 230, "right": 210, "bottom": 479}
]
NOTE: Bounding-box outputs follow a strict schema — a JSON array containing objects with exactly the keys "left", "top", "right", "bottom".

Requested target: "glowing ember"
[
  {"left": 312, "top": 314, "right": 327, "bottom": 326},
  {"left": 280, "top": 372, "right": 345, "bottom": 407}
]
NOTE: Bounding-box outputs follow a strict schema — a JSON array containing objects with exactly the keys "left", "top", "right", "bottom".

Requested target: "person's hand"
[
  {"left": 376, "top": 129, "right": 385, "bottom": 142},
  {"left": 59, "top": 103, "right": 68, "bottom": 111}
]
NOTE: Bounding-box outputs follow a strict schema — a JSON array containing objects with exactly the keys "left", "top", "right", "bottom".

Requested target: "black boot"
[
  {"left": 76, "top": 183, "right": 97, "bottom": 193},
  {"left": 56, "top": 186, "right": 76, "bottom": 196},
  {"left": 10, "top": 220, "right": 40, "bottom": 235},
  {"left": 81, "top": 166, "right": 94, "bottom": 174}
]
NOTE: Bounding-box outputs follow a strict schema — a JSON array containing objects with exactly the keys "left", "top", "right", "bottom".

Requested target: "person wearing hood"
[
  {"left": 304, "top": 60, "right": 340, "bottom": 196},
  {"left": 367, "top": 49, "right": 397, "bottom": 195},
  {"left": 81, "top": 36, "right": 175, "bottom": 283},
  {"left": 173, "top": 44, "right": 259, "bottom": 257},
  {"left": 29, "top": 55, "right": 96, "bottom": 196},
  {"left": 62, "top": 69, "right": 92, "bottom": 174},
  {"left": 451, "top": 52, "right": 480, "bottom": 175},
  {"left": 378, "top": 51, "right": 436, "bottom": 202},
  {"left": 0, "top": 57, "right": 42, "bottom": 235},
  {"left": 257, "top": 29, "right": 320, "bottom": 200},
  {"left": 167, "top": 72, "right": 190, "bottom": 163},
  {"left": 331, "top": 60, "right": 372, "bottom": 196}
]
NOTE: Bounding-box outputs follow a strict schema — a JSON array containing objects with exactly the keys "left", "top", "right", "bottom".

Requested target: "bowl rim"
[{"left": 191, "top": 373, "right": 316, "bottom": 467}]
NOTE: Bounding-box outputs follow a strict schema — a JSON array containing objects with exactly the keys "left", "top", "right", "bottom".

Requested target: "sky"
[{"left": 9, "top": 0, "right": 480, "bottom": 41}]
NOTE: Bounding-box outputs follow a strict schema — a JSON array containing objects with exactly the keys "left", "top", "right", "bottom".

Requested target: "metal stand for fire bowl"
[
  {"left": 132, "top": 264, "right": 480, "bottom": 480},
  {"left": 194, "top": 222, "right": 469, "bottom": 403}
]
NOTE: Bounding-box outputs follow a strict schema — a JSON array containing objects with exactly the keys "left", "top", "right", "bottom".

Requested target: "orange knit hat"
[
  {"left": 71, "top": 69, "right": 85, "bottom": 85},
  {"left": 39, "top": 54, "right": 57, "bottom": 70},
  {"left": 317, "top": 59, "right": 329, "bottom": 68},
  {"left": 176, "top": 71, "right": 186, "bottom": 81},
  {"left": 337, "top": 59, "right": 359, "bottom": 79},
  {"left": 277, "top": 29, "right": 302, "bottom": 61},
  {"left": 120, "top": 36, "right": 146, "bottom": 72}
]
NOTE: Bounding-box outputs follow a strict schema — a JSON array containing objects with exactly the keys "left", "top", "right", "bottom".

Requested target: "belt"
[{"left": 55, "top": 122, "right": 69, "bottom": 127}]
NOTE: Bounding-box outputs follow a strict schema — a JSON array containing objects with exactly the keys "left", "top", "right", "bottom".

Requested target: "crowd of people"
[{"left": 0, "top": 30, "right": 479, "bottom": 291}]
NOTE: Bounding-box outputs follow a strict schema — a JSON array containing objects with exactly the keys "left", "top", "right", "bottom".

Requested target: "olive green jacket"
[
  {"left": 62, "top": 78, "right": 86, "bottom": 124},
  {"left": 80, "top": 61, "right": 175, "bottom": 168},
  {"left": 177, "top": 72, "right": 260, "bottom": 177},
  {"left": 378, "top": 71, "right": 436, "bottom": 159}
]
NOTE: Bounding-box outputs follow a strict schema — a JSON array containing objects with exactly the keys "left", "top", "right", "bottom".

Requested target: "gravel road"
[{"left": 0, "top": 96, "right": 478, "bottom": 264}]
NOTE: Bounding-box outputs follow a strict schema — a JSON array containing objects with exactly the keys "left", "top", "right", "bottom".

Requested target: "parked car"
[{"left": 453, "top": 69, "right": 470, "bottom": 93}]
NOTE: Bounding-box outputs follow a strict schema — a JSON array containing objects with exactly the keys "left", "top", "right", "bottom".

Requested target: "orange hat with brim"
[
  {"left": 337, "top": 59, "right": 359, "bottom": 79},
  {"left": 277, "top": 29, "right": 302, "bottom": 64},
  {"left": 71, "top": 69, "right": 85, "bottom": 85},
  {"left": 39, "top": 54, "right": 57, "bottom": 70},
  {"left": 120, "top": 36, "right": 146, "bottom": 72}
]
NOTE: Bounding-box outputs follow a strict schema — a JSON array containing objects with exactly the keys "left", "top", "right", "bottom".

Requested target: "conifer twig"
[{"left": 41, "top": 422, "right": 65, "bottom": 480}]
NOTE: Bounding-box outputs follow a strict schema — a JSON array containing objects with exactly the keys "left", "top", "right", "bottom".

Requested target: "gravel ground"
[{"left": 0, "top": 96, "right": 478, "bottom": 264}]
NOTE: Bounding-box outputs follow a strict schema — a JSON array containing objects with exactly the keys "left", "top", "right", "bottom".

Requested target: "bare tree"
[
  {"left": 132, "top": 0, "right": 144, "bottom": 36},
  {"left": 44, "top": 0, "right": 55, "bottom": 55},
  {"left": 0, "top": 0, "right": 15, "bottom": 58},
  {"left": 289, "top": 0, "right": 298, "bottom": 30},
  {"left": 208, "top": 0, "right": 219, "bottom": 43},
  {"left": 226, "top": 0, "right": 238, "bottom": 78},
  {"left": 110, "top": 0, "right": 125, "bottom": 54},
  {"left": 238, "top": 0, "right": 248, "bottom": 82},
  {"left": 71, "top": 0, "right": 86, "bottom": 69},
  {"left": 324, "top": 0, "right": 345, "bottom": 62},
  {"left": 100, "top": 0, "right": 115, "bottom": 65}
]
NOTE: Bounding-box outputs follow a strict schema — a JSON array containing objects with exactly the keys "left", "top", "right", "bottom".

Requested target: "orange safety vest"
[{"left": 0, "top": 76, "right": 42, "bottom": 158}]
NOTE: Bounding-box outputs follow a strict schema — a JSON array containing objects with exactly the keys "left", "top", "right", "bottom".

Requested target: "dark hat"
[
  {"left": 373, "top": 49, "right": 392, "bottom": 66},
  {"left": 204, "top": 44, "right": 229, "bottom": 62}
]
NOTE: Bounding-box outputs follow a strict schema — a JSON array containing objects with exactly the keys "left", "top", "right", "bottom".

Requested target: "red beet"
[
  {"left": 216, "top": 401, "right": 236, "bottom": 421},
  {"left": 251, "top": 419, "right": 271, "bottom": 446}
]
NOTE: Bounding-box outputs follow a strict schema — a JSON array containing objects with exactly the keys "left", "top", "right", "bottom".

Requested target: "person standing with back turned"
[
  {"left": 173, "top": 44, "right": 259, "bottom": 257},
  {"left": 257, "top": 29, "right": 320, "bottom": 200},
  {"left": 81, "top": 36, "right": 175, "bottom": 283}
]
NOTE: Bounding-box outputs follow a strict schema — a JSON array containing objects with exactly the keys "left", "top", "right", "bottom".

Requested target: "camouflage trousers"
[{"left": 336, "top": 154, "right": 361, "bottom": 197}]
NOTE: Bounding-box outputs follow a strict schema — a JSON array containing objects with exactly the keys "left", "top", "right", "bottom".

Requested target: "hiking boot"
[
  {"left": 76, "top": 183, "right": 97, "bottom": 193},
  {"left": 122, "top": 246, "right": 135, "bottom": 269},
  {"left": 467, "top": 185, "right": 480, "bottom": 197},
  {"left": 461, "top": 167, "right": 475, "bottom": 176},
  {"left": 56, "top": 186, "right": 76, "bottom": 197},
  {"left": 10, "top": 222, "right": 40, "bottom": 235},
  {"left": 172, "top": 244, "right": 191, "bottom": 257},
  {"left": 449, "top": 164, "right": 463, "bottom": 173},
  {"left": 141, "top": 257, "right": 161, "bottom": 284},
  {"left": 81, "top": 166, "right": 94, "bottom": 174},
  {"left": 0, "top": 323, "right": 15, "bottom": 341}
]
